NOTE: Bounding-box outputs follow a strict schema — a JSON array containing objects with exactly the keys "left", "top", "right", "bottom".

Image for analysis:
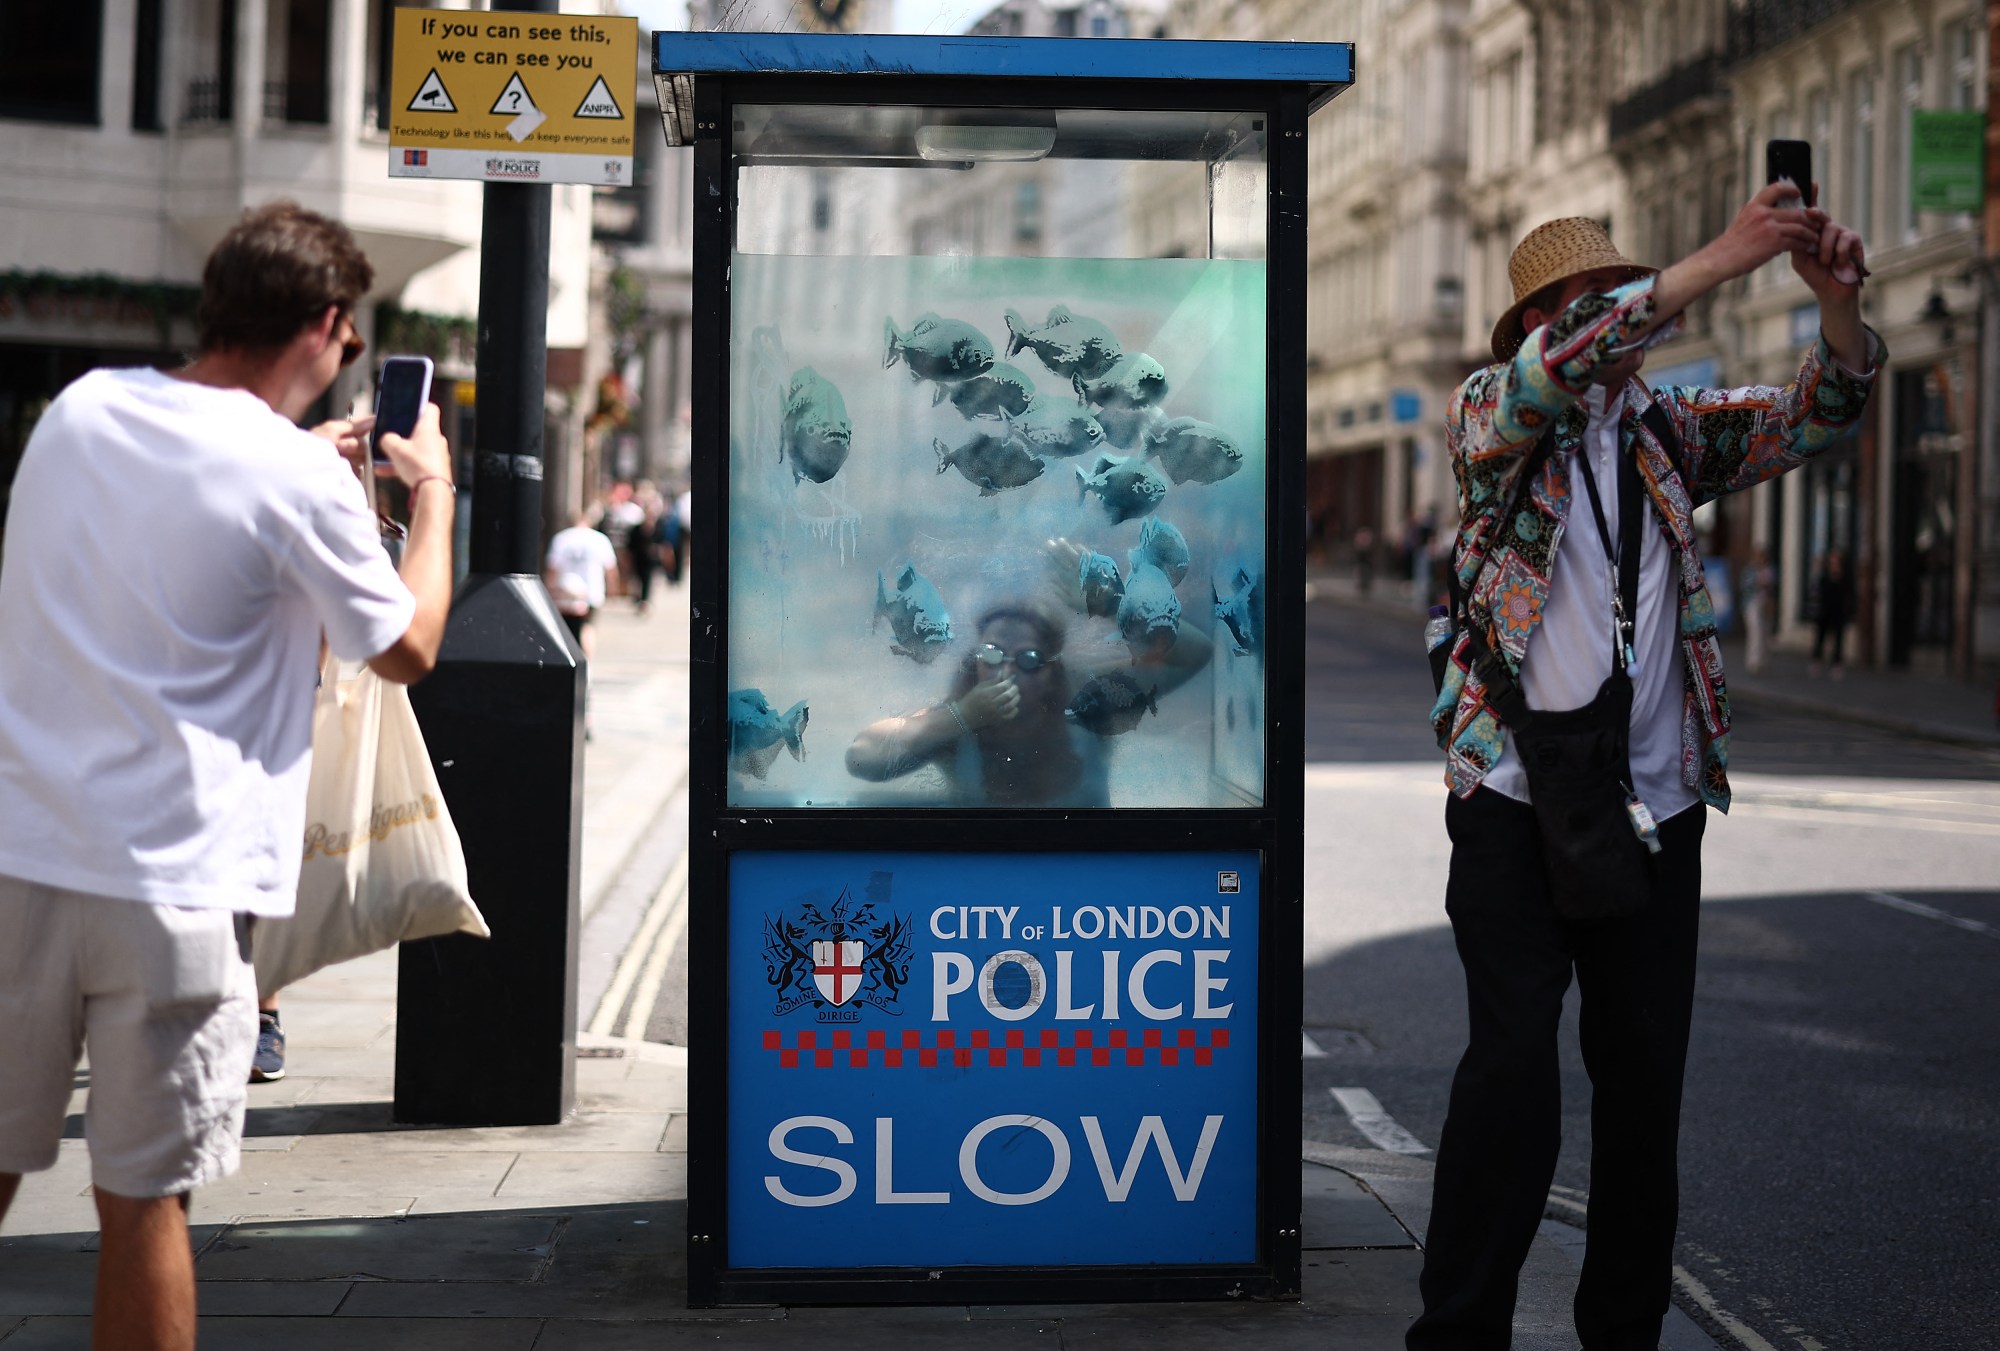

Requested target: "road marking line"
[
  {"left": 587, "top": 853, "right": 687, "bottom": 1038},
  {"left": 1301, "top": 1031, "right": 1327, "bottom": 1058},
  {"left": 1555, "top": 1189, "right": 1812, "bottom": 1351},
  {"left": 1866, "top": 890, "right": 1997, "bottom": 939},
  {"left": 1671, "top": 1263, "right": 1785, "bottom": 1351},
  {"left": 621, "top": 865, "right": 691, "bottom": 1040},
  {"left": 1329, "top": 1087, "right": 1431, "bottom": 1154}
]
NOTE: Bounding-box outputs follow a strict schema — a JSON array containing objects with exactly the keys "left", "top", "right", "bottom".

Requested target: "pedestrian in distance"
[
  {"left": 0, "top": 201, "right": 456, "bottom": 1351},
  {"left": 1740, "top": 545, "right": 1776, "bottom": 676},
  {"left": 1809, "top": 546, "right": 1855, "bottom": 678},
  {"left": 1415, "top": 183, "right": 1880, "bottom": 1351},
  {"left": 545, "top": 507, "right": 622, "bottom": 663}
]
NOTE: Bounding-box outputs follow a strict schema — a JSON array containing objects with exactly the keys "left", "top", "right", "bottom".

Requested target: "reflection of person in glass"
[{"left": 845, "top": 600, "right": 1210, "bottom": 807}]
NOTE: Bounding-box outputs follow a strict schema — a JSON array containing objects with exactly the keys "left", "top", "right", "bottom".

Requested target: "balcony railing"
[
  {"left": 182, "top": 77, "right": 230, "bottom": 126},
  {"left": 1726, "top": 0, "right": 1867, "bottom": 64},
  {"left": 1608, "top": 55, "right": 1721, "bottom": 142}
]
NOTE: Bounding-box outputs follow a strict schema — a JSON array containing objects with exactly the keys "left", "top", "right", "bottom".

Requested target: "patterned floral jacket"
[{"left": 1430, "top": 275, "right": 1882, "bottom": 809}]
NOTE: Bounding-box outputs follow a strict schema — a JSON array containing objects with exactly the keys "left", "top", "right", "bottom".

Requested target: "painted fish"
[
  {"left": 934, "top": 429, "right": 1045, "bottom": 496},
  {"left": 1213, "top": 568, "right": 1261, "bottom": 656},
  {"left": 937, "top": 361, "right": 1038, "bottom": 419},
  {"left": 1117, "top": 561, "right": 1182, "bottom": 652},
  {"left": 1064, "top": 671, "right": 1159, "bottom": 737},
  {"left": 883, "top": 313, "right": 994, "bottom": 384},
  {"left": 729, "top": 689, "right": 808, "bottom": 780},
  {"left": 1128, "top": 517, "right": 1190, "bottom": 588},
  {"left": 1095, "top": 403, "right": 1166, "bottom": 451},
  {"left": 1077, "top": 548, "right": 1124, "bottom": 619},
  {"left": 1074, "top": 452, "right": 1168, "bottom": 525},
  {"left": 1004, "top": 305, "right": 1124, "bottom": 400},
  {"left": 1146, "top": 417, "right": 1245, "bottom": 485},
  {"left": 1010, "top": 397, "right": 1105, "bottom": 459},
  {"left": 1085, "top": 353, "right": 1169, "bottom": 410},
  {"left": 778, "top": 367, "right": 851, "bottom": 484},
  {"left": 874, "top": 563, "right": 954, "bottom": 664}
]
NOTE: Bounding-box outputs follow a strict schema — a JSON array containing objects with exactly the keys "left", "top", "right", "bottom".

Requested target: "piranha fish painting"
[
  {"left": 874, "top": 562, "right": 954, "bottom": 664},
  {"left": 1146, "top": 417, "right": 1245, "bottom": 485},
  {"left": 933, "top": 428, "right": 1046, "bottom": 496},
  {"left": 1077, "top": 548, "right": 1124, "bottom": 619},
  {"left": 1010, "top": 397, "right": 1105, "bottom": 459},
  {"left": 1075, "top": 452, "right": 1168, "bottom": 525},
  {"left": 1085, "top": 353, "right": 1169, "bottom": 411},
  {"left": 729, "top": 689, "right": 808, "bottom": 780},
  {"left": 883, "top": 313, "right": 995, "bottom": 384},
  {"left": 936, "top": 361, "right": 1038, "bottom": 420},
  {"left": 1117, "top": 561, "right": 1182, "bottom": 654},
  {"left": 1213, "top": 567, "right": 1262, "bottom": 656},
  {"left": 778, "top": 367, "right": 851, "bottom": 485},
  {"left": 1064, "top": 671, "right": 1159, "bottom": 736},
  {"left": 1004, "top": 305, "right": 1124, "bottom": 401},
  {"left": 1128, "top": 517, "right": 1190, "bottom": 588}
]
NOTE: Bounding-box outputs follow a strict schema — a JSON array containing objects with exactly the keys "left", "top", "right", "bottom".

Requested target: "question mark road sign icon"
[{"left": 488, "top": 74, "right": 537, "bottom": 117}]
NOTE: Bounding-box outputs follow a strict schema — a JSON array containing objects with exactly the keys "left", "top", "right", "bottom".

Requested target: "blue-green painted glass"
[{"left": 725, "top": 105, "right": 1267, "bottom": 809}]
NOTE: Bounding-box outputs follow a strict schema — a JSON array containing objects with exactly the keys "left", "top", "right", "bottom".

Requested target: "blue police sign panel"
[{"left": 728, "top": 851, "right": 1261, "bottom": 1269}]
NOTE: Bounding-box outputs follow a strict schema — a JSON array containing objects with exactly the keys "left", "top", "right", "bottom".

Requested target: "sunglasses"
[
  {"left": 335, "top": 312, "right": 366, "bottom": 368},
  {"left": 974, "top": 643, "right": 1052, "bottom": 672}
]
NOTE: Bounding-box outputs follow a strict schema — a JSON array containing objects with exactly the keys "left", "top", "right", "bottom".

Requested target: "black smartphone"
[
  {"left": 1765, "top": 138, "right": 1814, "bottom": 207},
  {"left": 371, "top": 355, "right": 434, "bottom": 464}
]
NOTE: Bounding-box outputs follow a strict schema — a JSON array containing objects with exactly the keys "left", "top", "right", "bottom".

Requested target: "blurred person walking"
[
  {"left": 1809, "top": 547, "right": 1855, "bottom": 678},
  {"left": 1416, "top": 185, "right": 1880, "bottom": 1351},
  {"left": 0, "top": 201, "right": 455, "bottom": 1351},
  {"left": 1740, "top": 545, "right": 1776, "bottom": 676}
]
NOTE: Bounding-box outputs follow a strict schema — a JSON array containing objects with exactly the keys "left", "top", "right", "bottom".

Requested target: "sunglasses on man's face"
[
  {"left": 335, "top": 312, "right": 366, "bottom": 368},
  {"left": 974, "top": 643, "right": 1052, "bottom": 672}
]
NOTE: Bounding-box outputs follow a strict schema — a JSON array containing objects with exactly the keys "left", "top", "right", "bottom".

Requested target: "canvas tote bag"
[{"left": 254, "top": 656, "right": 488, "bottom": 998}]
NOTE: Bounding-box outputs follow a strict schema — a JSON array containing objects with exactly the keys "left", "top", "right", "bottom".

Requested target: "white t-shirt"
[
  {"left": 546, "top": 525, "right": 618, "bottom": 613},
  {"left": 1484, "top": 385, "right": 1697, "bottom": 819},
  {"left": 0, "top": 368, "right": 416, "bottom": 916}
]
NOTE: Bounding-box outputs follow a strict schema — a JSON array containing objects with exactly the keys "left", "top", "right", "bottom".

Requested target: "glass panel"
[{"left": 726, "top": 103, "right": 1268, "bottom": 809}]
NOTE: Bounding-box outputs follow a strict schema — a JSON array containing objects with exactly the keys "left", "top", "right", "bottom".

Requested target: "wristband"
[
  {"left": 943, "top": 700, "right": 971, "bottom": 735},
  {"left": 407, "top": 475, "right": 453, "bottom": 500}
]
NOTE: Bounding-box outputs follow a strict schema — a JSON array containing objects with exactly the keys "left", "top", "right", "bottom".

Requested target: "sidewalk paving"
[{"left": 7, "top": 575, "right": 1733, "bottom": 1350}]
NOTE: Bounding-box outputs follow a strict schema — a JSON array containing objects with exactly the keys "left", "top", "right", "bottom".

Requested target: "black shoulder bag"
[{"left": 1458, "top": 409, "right": 1681, "bottom": 921}]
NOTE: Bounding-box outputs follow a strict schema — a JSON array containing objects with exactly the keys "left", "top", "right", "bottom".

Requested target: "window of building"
[
  {"left": 1091, "top": 15, "right": 1109, "bottom": 38},
  {"left": 1055, "top": 11, "right": 1077, "bottom": 37},
  {"left": 1846, "top": 67, "right": 1875, "bottom": 240},
  {"left": 268, "top": 0, "right": 331, "bottom": 124},
  {"left": 1014, "top": 179, "right": 1042, "bottom": 247},
  {"left": 0, "top": 0, "right": 103, "bottom": 124},
  {"left": 132, "top": 0, "right": 164, "bottom": 131},
  {"left": 1950, "top": 16, "right": 1979, "bottom": 109},
  {"left": 1891, "top": 44, "right": 1924, "bottom": 243}
]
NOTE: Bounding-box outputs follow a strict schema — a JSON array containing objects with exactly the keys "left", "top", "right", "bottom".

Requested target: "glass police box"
[{"left": 657, "top": 31, "right": 1352, "bottom": 1308}]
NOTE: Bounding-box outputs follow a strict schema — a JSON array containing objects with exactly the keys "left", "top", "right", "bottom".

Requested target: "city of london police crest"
[{"left": 763, "top": 887, "right": 913, "bottom": 1016}]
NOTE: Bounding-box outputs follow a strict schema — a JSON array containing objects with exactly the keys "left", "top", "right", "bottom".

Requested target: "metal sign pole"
[{"left": 397, "top": 0, "right": 583, "bottom": 1128}]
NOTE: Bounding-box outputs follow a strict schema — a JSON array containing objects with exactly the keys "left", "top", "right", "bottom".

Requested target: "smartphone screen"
[
  {"left": 371, "top": 356, "right": 434, "bottom": 463},
  {"left": 1765, "top": 138, "right": 1813, "bottom": 207}
]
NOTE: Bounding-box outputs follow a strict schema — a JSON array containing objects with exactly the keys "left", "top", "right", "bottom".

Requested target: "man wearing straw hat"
[{"left": 1412, "top": 182, "right": 1879, "bottom": 1350}]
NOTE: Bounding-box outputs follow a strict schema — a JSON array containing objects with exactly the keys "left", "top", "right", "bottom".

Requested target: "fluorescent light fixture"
[{"left": 915, "top": 112, "right": 1058, "bottom": 162}]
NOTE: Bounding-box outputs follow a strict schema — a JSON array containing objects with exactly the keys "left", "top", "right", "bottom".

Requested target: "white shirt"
[
  {"left": 0, "top": 368, "right": 416, "bottom": 915},
  {"left": 546, "top": 525, "right": 618, "bottom": 613},
  {"left": 1483, "top": 385, "right": 1697, "bottom": 818}
]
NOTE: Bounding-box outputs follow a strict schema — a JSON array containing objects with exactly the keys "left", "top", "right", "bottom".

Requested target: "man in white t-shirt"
[
  {"left": 0, "top": 201, "right": 456, "bottom": 1351},
  {"left": 545, "top": 509, "right": 621, "bottom": 660}
]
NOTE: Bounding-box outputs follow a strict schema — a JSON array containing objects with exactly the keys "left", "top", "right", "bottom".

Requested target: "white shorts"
[{"left": 0, "top": 873, "right": 257, "bottom": 1198}]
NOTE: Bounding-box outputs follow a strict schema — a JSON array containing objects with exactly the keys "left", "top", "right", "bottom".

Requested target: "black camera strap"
[{"left": 1571, "top": 431, "right": 1644, "bottom": 676}]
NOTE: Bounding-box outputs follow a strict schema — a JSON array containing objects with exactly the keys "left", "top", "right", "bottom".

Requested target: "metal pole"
[{"left": 398, "top": 0, "right": 581, "bottom": 1127}]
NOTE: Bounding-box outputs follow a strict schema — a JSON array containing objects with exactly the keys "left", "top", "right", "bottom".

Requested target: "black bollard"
[{"left": 396, "top": 4, "right": 582, "bottom": 1126}]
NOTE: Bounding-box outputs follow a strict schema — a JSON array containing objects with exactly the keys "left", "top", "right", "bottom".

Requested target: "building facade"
[{"left": 0, "top": 0, "right": 600, "bottom": 539}]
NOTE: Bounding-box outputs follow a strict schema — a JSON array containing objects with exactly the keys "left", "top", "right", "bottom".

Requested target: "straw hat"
[{"left": 1490, "top": 217, "right": 1655, "bottom": 362}]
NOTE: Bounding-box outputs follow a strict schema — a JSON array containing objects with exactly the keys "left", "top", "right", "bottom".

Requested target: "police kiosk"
[{"left": 657, "top": 31, "right": 1352, "bottom": 1306}]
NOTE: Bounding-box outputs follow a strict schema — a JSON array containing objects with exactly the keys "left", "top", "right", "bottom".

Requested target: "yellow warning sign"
[{"left": 388, "top": 9, "right": 637, "bottom": 186}]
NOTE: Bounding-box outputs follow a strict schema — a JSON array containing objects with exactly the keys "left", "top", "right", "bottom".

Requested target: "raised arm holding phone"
[{"left": 1409, "top": 180, "right": 1882, "bottom": 1351}]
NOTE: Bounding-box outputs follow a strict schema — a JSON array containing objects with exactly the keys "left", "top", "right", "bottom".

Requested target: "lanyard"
[{"left": 1572, "top": 431, "right": 1643, "bottom": 675}]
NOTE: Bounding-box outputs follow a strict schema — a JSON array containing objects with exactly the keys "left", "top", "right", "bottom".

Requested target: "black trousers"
[{"left": 1407, "top": 788, "right": 1705, "bottom": 1351}]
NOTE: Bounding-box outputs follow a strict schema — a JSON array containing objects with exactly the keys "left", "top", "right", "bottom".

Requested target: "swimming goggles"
[{"left": 974, "top": 643, "right": 1052, "bottom": 672}]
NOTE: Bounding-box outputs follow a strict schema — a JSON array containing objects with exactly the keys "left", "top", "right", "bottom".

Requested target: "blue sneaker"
[{"left": 251, "top": 1011, "right": 286, "bottom": 1082}]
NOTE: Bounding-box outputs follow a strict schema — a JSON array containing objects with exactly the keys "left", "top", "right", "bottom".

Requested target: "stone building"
[{"left": 0, "top": 0, "right": 603, "bottom": 536}]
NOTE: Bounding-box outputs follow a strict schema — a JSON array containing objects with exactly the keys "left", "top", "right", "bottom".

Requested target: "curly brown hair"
[{"left": 196, "top": 201, "right": 373, "bottom": 355}]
